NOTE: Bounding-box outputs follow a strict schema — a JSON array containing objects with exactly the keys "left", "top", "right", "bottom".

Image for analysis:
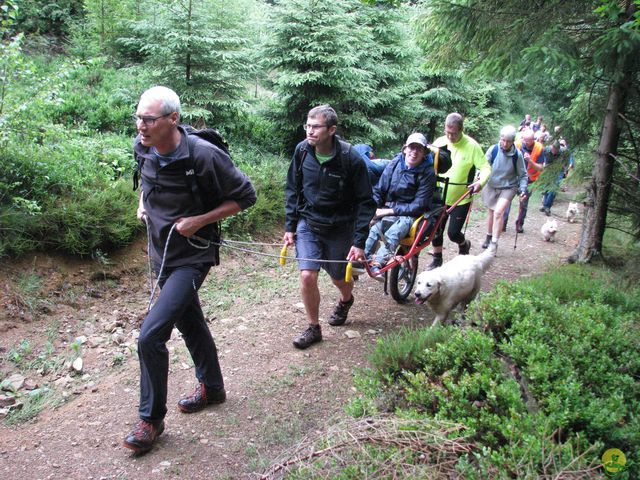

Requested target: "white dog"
[
  {"left": 414, "top": 248, "right": 494, "bottom": 327},
  {"left": 566, "top": 202, "right": 579, "bottom": 223},
  {"left": 540, "top": 219, "right": 558, "bottom": 242}
]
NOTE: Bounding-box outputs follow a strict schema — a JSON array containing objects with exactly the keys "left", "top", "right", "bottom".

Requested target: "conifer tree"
[
  {"left": 263, "top": 0, "right": 420, "bottom": 151},
  {"left": 119, "top": 0, "right": 255, "bottom": 125},
  {"left": 416, "top": 0, "right": 640, "bottom": 261}
]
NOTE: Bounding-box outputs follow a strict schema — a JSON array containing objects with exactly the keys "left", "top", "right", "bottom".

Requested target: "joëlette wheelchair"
[{"left": 356, "top": 175, "right": 472, "bottom": 303}]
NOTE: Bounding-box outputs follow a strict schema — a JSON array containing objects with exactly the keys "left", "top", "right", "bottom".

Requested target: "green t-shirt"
[{"left": 316, "top": 152, "right": 333, "bottom": 164}]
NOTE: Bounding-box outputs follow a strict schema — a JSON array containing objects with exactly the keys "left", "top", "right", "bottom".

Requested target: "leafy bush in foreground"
[{"left": 349, "top": 265, "right": 639, "bottom": 477}]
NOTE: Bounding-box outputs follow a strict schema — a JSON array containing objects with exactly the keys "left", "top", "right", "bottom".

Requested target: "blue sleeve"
[{"left": 373, "top": 160, "right": 395, "bottom": 207}]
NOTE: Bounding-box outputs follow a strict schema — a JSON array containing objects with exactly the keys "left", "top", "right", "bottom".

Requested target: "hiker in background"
[
  {"left": 364, "top": 133, "right": 437, "bottom": 278},
  {"left": 503, "top": 128, "right": 545, "bottom": 233},
  {"left": 428, "top": 112, "right": 491, "bottom": 269},
  {"left": 519, "top": 114, "right": 532, "bottom": 131},
  {"left": 124, "top": 86, "right": 256, "bottom": 454},
  {"left": 536, "top": 124, "right": 550, "bottom": 144},
  {"left": 558, "top": 138, "right": 575, "bottom": 191},
  {"left": 534, "top": 128, "right": 548, "bottom": 146},
  {"left": 480, "top": 126, "right": 527, "bottom": 252},
  {"left": 541, "top": 140, "right": 572, "bottom": 215},
  {"left": 283, "top": 105, "right": 375, "bottom": 349},
  {"left": 532, "top": 115, "right": 543, "bottom": 132}
]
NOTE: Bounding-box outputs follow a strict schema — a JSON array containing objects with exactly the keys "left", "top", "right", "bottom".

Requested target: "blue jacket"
[{"left": 373, "top": 155, "right": 437, "bottom": 216}]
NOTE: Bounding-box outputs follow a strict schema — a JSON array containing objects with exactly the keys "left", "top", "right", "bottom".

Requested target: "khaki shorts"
[{"left": 482, "top": 185, "right": 516, "bottom": 210}]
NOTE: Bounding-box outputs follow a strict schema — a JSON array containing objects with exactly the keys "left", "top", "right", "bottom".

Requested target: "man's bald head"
[{"left": 521, "top": 128, "right": 535, "bottom": 147}]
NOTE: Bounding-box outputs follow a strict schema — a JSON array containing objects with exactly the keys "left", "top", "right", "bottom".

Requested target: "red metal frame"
[{"left": 363, "top": 189, "right": 473, "bottom": 279}]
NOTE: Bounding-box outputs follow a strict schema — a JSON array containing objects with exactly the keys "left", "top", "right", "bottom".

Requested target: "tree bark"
[{"left": 569, "top": 72, "right": 631, "bottom": 263}]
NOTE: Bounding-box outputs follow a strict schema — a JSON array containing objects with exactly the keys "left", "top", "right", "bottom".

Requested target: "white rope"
[
  {"left": 214, "top": 240, "right": 351, "bottom": 264},
  {"left": 144, "top": 226, "right": 354, "bottom": 313},
  {"left": 222, "top": 239, "right": 283, "bottom": 247},
  {"left": 147, "top": 223, "right": 177, "bottom": 312}
]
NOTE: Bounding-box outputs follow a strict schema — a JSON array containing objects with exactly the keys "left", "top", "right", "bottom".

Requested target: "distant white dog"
[
  {"left": 414, "top": 248, "right": 494, "bottom": 326},
  {"left": 541, "top": 219, "right": 558, "bottom": 242},
  {"left": 566, "top": 202, "right": 579, "bottom": 223}
]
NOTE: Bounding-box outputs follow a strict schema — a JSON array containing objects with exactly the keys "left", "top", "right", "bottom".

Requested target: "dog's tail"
[{"left": 476, "top": 247, "right": 495, "bottom": 272}]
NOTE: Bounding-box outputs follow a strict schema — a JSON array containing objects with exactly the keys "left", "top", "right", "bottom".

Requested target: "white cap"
[{"left": 404, "top": 133, "right": 427, "bottom": 147}]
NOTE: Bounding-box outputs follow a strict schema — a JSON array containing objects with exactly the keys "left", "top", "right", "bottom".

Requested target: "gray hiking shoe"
[
  {"left": 328, "top": 296, "right": 354, "bottom": 326},
  {"left": 293, "top": 325, "right": 322, "bottom": 349}
]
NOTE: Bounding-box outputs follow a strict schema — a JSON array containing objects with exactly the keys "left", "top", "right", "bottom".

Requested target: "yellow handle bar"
[
  {"left": 345, "top": 262, "right": 353, "bottom": 283},
  {"left": 279, "top": 245, "right": 288, "bottom": 266}
]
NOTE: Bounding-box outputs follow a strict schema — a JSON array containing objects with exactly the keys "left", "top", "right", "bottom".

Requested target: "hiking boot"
[
  {"left": 516, "top": 226, "right": 524, "bottom": 234},
  {"left": 539, "top": 206, "right": 546, "bottom": 212},
  {"left": 293, "top": 324, "right": 322, "bottom": 349},
  {"left": 328, "top": 296, "right": 354, "bottom": 326},
  {"left": 481, "top": 235, "right": 492, "bottom": 249},
  {"left": 123, "top": 419, "right": 165, "bottom": 454},
  {"left": 458, "top": 239, "right": 471, "bottom": 255},
  {"left": 544, "top": 208, "right": 551, "bottom": 216},
  {"left": 178, "top": 383, "right": 226, "bottom": 413},
  {"left": 426, "top": 256, "right": 443, "bottom": 270}
]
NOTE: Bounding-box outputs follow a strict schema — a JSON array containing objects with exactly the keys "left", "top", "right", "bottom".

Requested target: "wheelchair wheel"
[{"left": 389, "top": 253, "right": 419, "bottom": 303}]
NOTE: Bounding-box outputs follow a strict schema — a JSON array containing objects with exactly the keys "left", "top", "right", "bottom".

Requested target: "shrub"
[
  {"left": 0, "top": 121, "right": 138, "bottom": 256},
  {"left": 221, "top": 145, "right": 288, "bottom": 237},
  {"left": 352, "top": 264, "right": 640, "bottom": 477}
]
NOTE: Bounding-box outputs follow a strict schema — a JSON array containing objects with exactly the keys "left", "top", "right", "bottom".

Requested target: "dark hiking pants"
[
  {"left": 137, "top": 263, "right": 223, "bottom": 422},
  {"left": 432, "top": 202, "right": 471, "bottom": 248}
]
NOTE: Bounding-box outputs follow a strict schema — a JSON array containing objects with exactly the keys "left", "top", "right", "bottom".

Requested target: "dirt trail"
[{"left": 0, "top": 194, "right": 581, "bottom": 479}]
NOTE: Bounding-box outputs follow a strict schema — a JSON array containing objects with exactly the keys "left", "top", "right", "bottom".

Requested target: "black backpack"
[{"left": 133, "top": 125, "right": 230, "bottom": 213}]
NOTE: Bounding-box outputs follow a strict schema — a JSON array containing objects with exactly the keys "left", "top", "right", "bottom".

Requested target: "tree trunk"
[
  {"left": 186, "top": 0, "right": 193, "bottom": 85},
  {"left": 569, "top": 72, "right": 631, "bottom": 263}
]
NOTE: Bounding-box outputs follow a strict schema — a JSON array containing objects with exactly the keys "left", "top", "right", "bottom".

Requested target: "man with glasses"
[
  {"left": 284, "top": 105, "right": 375, "bottom": 349},
  {"left": 124, "top": 86, "right": 256, "bottom": 454},
  {"left": 428, "top": 112, "right": 490, "bottom": 269}
]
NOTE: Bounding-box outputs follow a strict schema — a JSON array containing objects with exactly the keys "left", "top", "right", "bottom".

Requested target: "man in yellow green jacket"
[{"left": 428, "top": 113, "right": 491, "bottom": 270}]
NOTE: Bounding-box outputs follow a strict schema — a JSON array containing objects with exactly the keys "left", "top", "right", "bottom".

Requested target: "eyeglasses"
[
  {"left": 303, "top": 123, "right": 328, "bottom": 131},
  {"left": 132, "top": 113, "right": 172, "bottom": 126}
]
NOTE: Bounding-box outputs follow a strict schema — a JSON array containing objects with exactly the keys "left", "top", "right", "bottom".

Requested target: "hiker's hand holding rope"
[
  {"left": 175, "top": 215, "right": 203, "bottom": 238},
  {"left": 137, "top": 195, "right": 148, "bottom": 223},
  {"left": 347, "top": 246, "right": 365, "bottom": 263},
  {"left": 177, "top": 199, "right": 243, "bottom": 238}
]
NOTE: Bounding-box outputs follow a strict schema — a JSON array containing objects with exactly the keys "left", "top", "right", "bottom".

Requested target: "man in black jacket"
[
  {"left": 124, "top": 86, "right": 256, "bottom": 454},
  {"left": 284, "top": 105, "right": 375, "bottom": 349}
]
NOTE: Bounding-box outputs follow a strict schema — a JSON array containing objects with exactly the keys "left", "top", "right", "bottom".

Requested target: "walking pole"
[{"left": 513, "top": 194, "right": 526, "bottom": 250}]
